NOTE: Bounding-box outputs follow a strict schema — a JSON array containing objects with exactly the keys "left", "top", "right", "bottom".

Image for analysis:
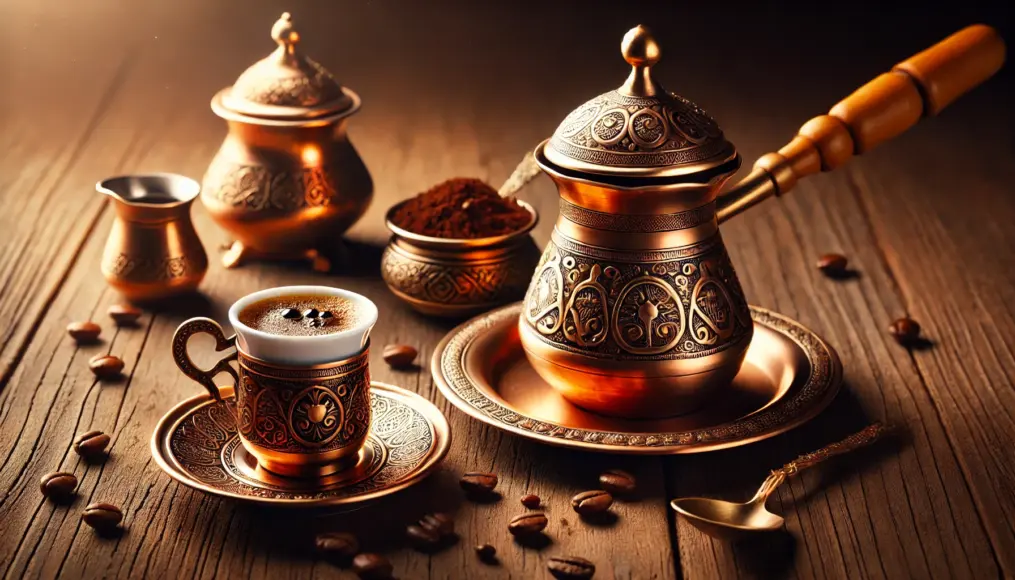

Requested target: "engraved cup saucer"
[
  {"left": 151, "top": 383, "right": 450, "bottom": 506},
  {"left": 432, "top": 303, "right": 841, "bottom": 454}
]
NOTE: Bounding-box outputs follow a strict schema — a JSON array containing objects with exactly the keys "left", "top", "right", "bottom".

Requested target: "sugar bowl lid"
[
  {"left": 214, "top": 12, "right": 357, "bottom": 121},
  {"left": 544, "top": 25, "right": 737, "bottom": 179}
]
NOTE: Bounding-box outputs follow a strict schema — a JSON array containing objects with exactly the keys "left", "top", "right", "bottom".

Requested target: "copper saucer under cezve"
[
  {"left": 151, "top": 383, "right": 450, "bottom": 507},
  {"left": 432, "top": 303, "right": 841, "bottom": 454}
]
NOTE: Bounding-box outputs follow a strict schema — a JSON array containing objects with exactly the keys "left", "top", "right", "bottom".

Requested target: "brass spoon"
[
  {"left": 498, "top": 151, "right": 541, "bottom": 198},
  {"left": 671, "top": 423, "right": 885, "bottom": 540}
]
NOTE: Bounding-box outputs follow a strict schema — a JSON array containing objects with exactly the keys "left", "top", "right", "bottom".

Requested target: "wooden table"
[{"left": 2, "top": 1, "right": 1013, "bottom": 578}]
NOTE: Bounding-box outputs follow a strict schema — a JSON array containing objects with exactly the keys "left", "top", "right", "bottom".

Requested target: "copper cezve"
[{"left": 521, "top": 24, "right": 1005, "bottom": 418}]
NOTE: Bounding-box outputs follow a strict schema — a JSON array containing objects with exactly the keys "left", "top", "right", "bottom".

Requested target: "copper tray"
[
  {"left": 432, "top": 303, "right": 841, "bottom": 454},
  {"left": 151, "top": 382, "right": 450, "bottom": 507}
]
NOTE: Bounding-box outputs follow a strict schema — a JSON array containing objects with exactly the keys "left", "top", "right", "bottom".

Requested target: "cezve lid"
[
  {"left": 544, "top": 25, "right": 737, "bottom": 179},
  {"left": 214, "top": 12, "right": 357, "bottom": 121}
]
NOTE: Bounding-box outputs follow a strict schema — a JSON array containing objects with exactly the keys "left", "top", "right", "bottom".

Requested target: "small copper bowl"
[{"left": 381, "top": 201, "right": 540, "bottom": 318}]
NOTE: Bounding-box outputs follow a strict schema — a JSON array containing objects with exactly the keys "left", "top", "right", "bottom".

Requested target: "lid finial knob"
[
  {"left": 271, "top": 12, "right": 300, "bottom": 57},
  {"left": 620, "top": 25, "right": 662, "bottom": 97}
]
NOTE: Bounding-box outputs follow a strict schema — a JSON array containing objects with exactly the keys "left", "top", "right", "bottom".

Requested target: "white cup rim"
[{"left": 227, "top": 285, "right": 378, "bottom": 345}]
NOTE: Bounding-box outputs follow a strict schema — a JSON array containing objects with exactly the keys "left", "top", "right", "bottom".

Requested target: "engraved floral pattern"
[
  {"left": 523, "top": 233, "right": 752, "bottom": 360},
  {"left": 435, "top": 304, "right": 840, "bottom": 451},
  {"left": 160, "top": 386, "right": 444, "bottom": 502},
  {"left": 549, "top": 91, "right": 733, "bottom": 170}
]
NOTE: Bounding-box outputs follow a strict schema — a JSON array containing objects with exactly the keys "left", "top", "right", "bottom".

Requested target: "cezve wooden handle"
[{"left": 717, "top": 25, "right": 1006, "bottom": 222}]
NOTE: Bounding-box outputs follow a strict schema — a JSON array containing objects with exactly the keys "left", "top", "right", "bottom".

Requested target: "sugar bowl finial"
[
  {"left": 271, "top": 12, "right": 300, "bottom": 58},
  {"left": 620, "top": 25, "right": 663, "bottom": 97}
]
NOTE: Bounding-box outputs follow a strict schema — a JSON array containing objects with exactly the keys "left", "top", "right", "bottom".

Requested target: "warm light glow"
[{"left": 301, "top": 145, "right": 321, "bottom": 165}]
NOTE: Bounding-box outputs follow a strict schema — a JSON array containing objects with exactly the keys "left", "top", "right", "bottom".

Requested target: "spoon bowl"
[{"left": 671, "top": 496, "right": 784, "bottom": 541}]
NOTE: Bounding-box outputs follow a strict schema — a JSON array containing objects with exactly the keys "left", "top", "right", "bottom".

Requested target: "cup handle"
[{"left": 172, "top": 317, "right": 238, "bottom": 401}]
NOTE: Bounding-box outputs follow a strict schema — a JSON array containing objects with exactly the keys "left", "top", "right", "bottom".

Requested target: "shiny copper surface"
[
  {"left": 171, "top": 317, "right": 372, "bottom": 478},
  {"left": 97, "top": 173, "right": 208, "bottom": 303},
  {"left": 519, "top": 23, "right": 1003, "bottom": 419},
  {"left": 433, "top": 303, "right": 841, "bottom": 454},
  {"left": 381, "top": 201, "right": 540, "bottom": 318},
  {"left": 202, "top": 13, "right": 372, "bottom": 270},
  {"left": 150, "top": 383, "right": 451, "bottom": 506}
]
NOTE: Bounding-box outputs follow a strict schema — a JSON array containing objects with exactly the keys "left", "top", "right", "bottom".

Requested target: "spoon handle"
[
  {"left": 499, "top": 152, "right": 541, "bottom": 197},
  {"left": 751, "top": 423, "right": 885, "bottom": 503},
  {"left": 778, "top": 423, "right": 885, "bottom": 477}
]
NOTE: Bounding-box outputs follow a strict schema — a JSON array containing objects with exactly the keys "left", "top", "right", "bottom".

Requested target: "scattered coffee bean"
[
  {"left": 304, "top": 308, "right": 320, "bottom": 319},
  {"left": 89, "top": 355, "right": 124, "bottom": 379},
  {"left": 406, "top": 523, "right": 441, "bottom": 550},
  {"left": 548, "top": 555, "right": 596, "bottom": 579},
  {"left": 352, "top": 553, "right": 393, "bottom": 580},
  {"left": 315, "top": 531, "right": 359, "bottom": 561},
  {"left": 889, "top": 317, "right": 922, "bottom": 345},
  {"left": 521, "top": 493, "right": 541, "bottom": 508},
  {"left": 40, "top": 472, "right": 77, "bottom": 501},
  {"left": 67, "top": 321, "right": 102, "bottom": 343},
  {"left": 82, "top": 502, "right": 122, "bottom": 532},
  {"left": 599, "top": 469, "right": 636, "bottom": 496},
  {"left": 460, "top": 471, "right": 498, "bottom": 495},
  {"left": 420, "top": 512, "right": 454, "bottom": 536},
  {"left": 281, "top": 308, "right": 302, "bottom": 319},
  {"left": 320, "top": 311, "right": 334, "bottom": 319},
  {"left": 383, "top": 344, "right": 418, "bottom": 368},
  {"left": 108, "top": 304, "right": 142, "bottom": 326},
  {"left": 475, "top": 543, "right": 497, "bottom": 562},
  {"left": 507, "top": 512, "right": 548, "bottom": 536},
  {"left": 73, "top": 430, "right": 110, "bottom": 459},
  {"left": 816, "top": 253, "right": 849, "bottom": 277},
  {"left": 571, "top": 490, "right": 613, "bottom": 516}
]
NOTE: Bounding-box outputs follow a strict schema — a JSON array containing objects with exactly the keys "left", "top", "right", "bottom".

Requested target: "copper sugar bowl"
[
  {"left": 520, "top": 24, "right": 1005, "bottom": 419},
  {"left": 202, "top": 13, "right": 372, "bottom": 271}
]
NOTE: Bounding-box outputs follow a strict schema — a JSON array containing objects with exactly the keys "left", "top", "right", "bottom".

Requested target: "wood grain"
[{"left": 1, "top": 0, "right": 1013, "bottom": 578}]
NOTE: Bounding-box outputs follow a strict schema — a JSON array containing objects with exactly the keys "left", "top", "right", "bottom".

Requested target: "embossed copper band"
[
  {"left": 234, "top": 345, "right": 371, "bottom": 456},
  {"left": 550, "top": 229, "right": 721, "bottom": 263},
  {"left": 559, "top": 199, "right": 716, "bottom": 233},
  {"left": 238, "top": 345, "right": 369, "bottom": 378}
]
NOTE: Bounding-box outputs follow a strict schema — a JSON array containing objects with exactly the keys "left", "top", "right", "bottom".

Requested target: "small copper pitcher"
[{"left": 98, "top": 174, "right": 208, "bottom": 302}]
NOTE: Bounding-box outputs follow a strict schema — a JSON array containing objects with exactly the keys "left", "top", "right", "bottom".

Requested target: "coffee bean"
[
  {"left": 304, "top": 308, "right": 320, "bottom": 319},
  {"left": 67, "top": 321, "right": 101, "bottom": 343},
  {"left": 40, "top": 472, "right": 77, "bottom": 501},
  {"left": 521, "top": 493, "right": 541, "bottom": 508},
  {"left": 108, "top": 304, "right": 142, "bottom": 326},
  {"left": 571, "top": 490, "right": 613, "bottom": 516},
  {"left": 816, "top": 253, "right": 849, "bottom": 277},
  {"left": 383, "top": 344, "right": 418, "bottom": 368},
  {"left": 548, "top": 555, "right": 596, "bottom": 579},
  {"left": 73, "top": 430, "right": 110, "bottom": 459},
  {"left": 889, "top": 317, "right": 921, "bottom": 345},
  {"left": 282, "top": 308, "right": 302, "bottom": 319},
  {"left": 460, "top": 471, "right": 498, "bottom": 495},
  {"left": 507, "top": 512, "right": 548, "bottom": 536},
  {"left": 320, "top": 311, "right": 334, "bottom": 319},
  {"left": 420, "top": 512, "right": 454, "bottom": 536},
  {"left": 82, "top": 502, "right": 122, "bottom": 532},
  {"left": 406, "top": 524, "right": 441, "bottom": 550},
  {"left": 315, "top": 531, "right": 359, "bottom": 561},
  {"left": 599, "top": 469, "right": 636, "bottom": 495},
  {"left": 352, "top": 553, "right": 393, "bottom": 580},
  {"left": 89, "top": 355, "right": 124, "bottom": 379},
  {"left": 475, "top": 543, "right": 497, "bottom": 562}
]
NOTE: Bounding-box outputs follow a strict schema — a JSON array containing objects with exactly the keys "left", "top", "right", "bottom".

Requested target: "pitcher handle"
[{"left": 172, "top": 317, "right": 238, "bottom": 401}]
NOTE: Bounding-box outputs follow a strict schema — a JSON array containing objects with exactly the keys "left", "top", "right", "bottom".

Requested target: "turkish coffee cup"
[{"left": 172, "top": 285, "right": 378, "bottom": 477}]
